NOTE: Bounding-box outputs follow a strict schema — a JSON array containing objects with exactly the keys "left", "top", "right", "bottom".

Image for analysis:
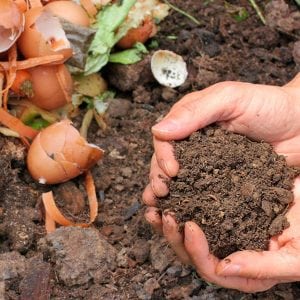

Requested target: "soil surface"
[
  {"left": 159, "top": 126, "right": 297, "bottom": 258},
  {"left": 1, "top": 0, "right": 300, "bottom": 299}
]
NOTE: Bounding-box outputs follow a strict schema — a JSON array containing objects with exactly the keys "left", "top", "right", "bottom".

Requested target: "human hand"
[{"left": 143, "top": 74, "right": 300, "bottom": 292}]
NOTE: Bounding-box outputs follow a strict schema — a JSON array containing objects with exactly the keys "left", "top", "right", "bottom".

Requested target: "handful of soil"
[{"left": 159, "top": 126, "right": 299, "bottom": 258}]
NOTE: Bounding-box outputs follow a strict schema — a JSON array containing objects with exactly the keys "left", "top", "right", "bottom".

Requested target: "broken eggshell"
[
  {"left": 18, "top": 7, "right": 72, "bottom": 60},
  {"left": 0, "top": 0, "right": 25, "bottom": 53},
  {"left": 27, "top": 64, "right": 73, "bottom": 110},
  {"left": 150, "top": 50, "right": 188, "bottom": 88},
  {"left": 44, "top": 1, "right": 90, "bottom": 27},
  {"left": 27, "top": 119, "right": 104, "bottom": 184}
]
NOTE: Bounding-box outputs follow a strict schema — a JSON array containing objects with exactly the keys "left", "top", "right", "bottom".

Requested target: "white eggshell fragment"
[{"left": 151, "top": 50, "right": 188, "bottom": 88}]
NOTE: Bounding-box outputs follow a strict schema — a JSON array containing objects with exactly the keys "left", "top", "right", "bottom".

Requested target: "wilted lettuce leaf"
[
  {"left": 84, "top": 0, "right": 169, "bottom": 75},
  {"left": 108, "top": 43, "right": 148, "bottom": 64},
  {"left": 84, "top": 0, "right": 137, "bottom": 75}
]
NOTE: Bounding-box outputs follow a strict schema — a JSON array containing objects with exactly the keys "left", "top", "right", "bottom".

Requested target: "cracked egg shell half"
[
  {"left": 27, "top": 64, "right": 73, "bottom": 110},
  {"left": 151, "top": 50, "right": 188, "bottom": 88},
  {"left": 18, "top": 7, "right": 72, "bottom": 60},
  {"left": 0, "top": 0, "right": 25, "bottom": 53},
  {"left": 44, "top": 1, "right": 90, "bottom": 27},
  {"left": 27, "top": 119, "right": 104, "bottom": 184}
]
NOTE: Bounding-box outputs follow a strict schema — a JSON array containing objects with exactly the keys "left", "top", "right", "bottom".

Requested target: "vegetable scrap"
[
  {"left": 42, "top": 171, "right": 98, "bottom": 233},
  {"left": 0, "top": 0, "right": 170, "bottom": 233}
]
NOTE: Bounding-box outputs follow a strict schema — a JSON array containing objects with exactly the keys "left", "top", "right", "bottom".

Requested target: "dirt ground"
[{"left": 1, "top": 0, "right": 300, "bottom": 299}]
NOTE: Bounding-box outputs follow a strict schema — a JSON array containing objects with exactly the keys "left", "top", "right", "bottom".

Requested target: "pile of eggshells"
[
  {"left": 2, "top": 0, "right": 93, "bottom": 110},
  {"left": 1, "top": 0, "right": 103, "bottom": 185}
]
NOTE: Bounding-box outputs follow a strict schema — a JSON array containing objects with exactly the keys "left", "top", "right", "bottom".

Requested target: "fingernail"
[
  {"left": 152, "top": 120, "right": 178, "bottom": 133},
  {"left": 184, "top": 223, "right": 194, "bottom": 242},
  {"left": 162, "top": 213, "right": 170, "bottom": 225},
  {"left": 145, "top": 207, "right": 151, "bottom": 214},
  {"left": 218, "top": 263, "right": 241, "bottom": 276},
  {"left": 150, "top": 178, "right": 156, "bottom": 195},
  {"left": 159, "top": 159, "right": 172, "bottom": 177}
]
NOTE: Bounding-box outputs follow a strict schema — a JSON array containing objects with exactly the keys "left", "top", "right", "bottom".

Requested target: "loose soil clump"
[{"left": 159, "top": 126, "right": 298, "bottom": 258}]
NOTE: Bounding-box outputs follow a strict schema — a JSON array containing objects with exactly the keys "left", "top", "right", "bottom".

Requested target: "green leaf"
[
  {"left": 25, "top": 118, "right": 50, "bottom": 130},
  {"left": 108, "top": 43, "right": 148, "bottom": 64},
  {"left": 84, "top": 0, "right": 137, "bottom": 75},
  {"left": 295, "top": 0, "right": 300, "bottom": 6}
]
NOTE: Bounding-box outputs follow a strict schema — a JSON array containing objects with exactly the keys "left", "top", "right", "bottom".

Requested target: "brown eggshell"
[
  {"left": 38, "top": 120, "right": 70, "bottom": 153},
  {"left": 17, "top": 7, "right": 72, "bottom": 60},
  {"left": 63, "top": 125, "right": 103, "bottom": 170},
  {"left": 0, "top": 0, "right": 24, "bottom": 53},
  {"left": 45, "top": 1, "right": 90, "bottom": 27},
  {"left": 12, "top": 0, "right": 27, "bottom": 13},
  {"left": 27, "top": 120, "right": 104, "bottom": 184},
  {"left": 27, "top": 133, "right": 69, "bottom": 184},
  {"left": 53, "top": 152, "right": 82, "bottom": 180},
  {"left": 28, "top": 64, "right": 73, "bottom": 110}
]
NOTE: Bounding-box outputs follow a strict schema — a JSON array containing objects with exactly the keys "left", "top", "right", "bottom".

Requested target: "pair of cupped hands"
[{"left": 142, "top": 74, "right": 300, "bottom": 293}]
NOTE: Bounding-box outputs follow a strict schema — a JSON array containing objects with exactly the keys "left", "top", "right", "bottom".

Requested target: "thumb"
[
  {"left": 216, "top": 242, "right": 300, "bottom": 280},
  {"left": 284, "top": 72, "right": 300, "bottom": 88},
  {"left": 151, "top": 82, "right": 246, "bottom": 140}
]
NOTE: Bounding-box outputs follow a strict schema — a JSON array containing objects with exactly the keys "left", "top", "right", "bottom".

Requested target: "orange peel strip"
[
  {"left": 42, "top": 171, "right": 99, "bottom": 233},
  {"left": 2, "top": 44, "right": 18, "bottom": 110},
  {"left": 80, "top": 0, "right": 97, "bottom": 17},
  {"left": 42, "top": 191, "right": 74, "bottom": 227},
  {"left": 0, "top": 54, "right": 65, "bottom": 71},
  {"left": 0, "top": 108, "right": 38, "bottom": 140},
  {"left": 85, "top": 170, "right": 98, "bottom": 223},
  {"left": 56, "top": 64, "right": 71, "bottom": 104},
  {"left": 45, "top": 210, "right": 56, "bottom": 233}
]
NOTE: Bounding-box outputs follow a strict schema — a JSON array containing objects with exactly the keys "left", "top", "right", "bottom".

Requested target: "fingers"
[
  {"left": 151, "top": 82, "right": 245, "bottom": 141},
  {"left": 162, "top": 213, "right": 191, "bottom": 265},
  {"left": 184, "top": 222, "right": 277, "bottom": 292},
  {"left": 284, "top": 73, "right": 300, "bottom": 88},
  {"left": 149, "top": 154, "right": 169, "bottom": 197},
  {"left": 142, "top": 184, "right": 157, "bottom": 206},
  {"left": 277, "top": 177, "right": 300, "bottom": 245},
  {"left": 216, "top": 240, "right": 300, "bottom": 281},
  {"left": 144, "top": 207, "right": 163, "bottom": 235},
  {"left": 273, "top": 137, "right": 300, "bottom": 168},
  {"left": 184, "top": 221, "right": 220, "bottom": 280},
  {"left": 153, "top": 137, "right": 179, "bottom": 177}
]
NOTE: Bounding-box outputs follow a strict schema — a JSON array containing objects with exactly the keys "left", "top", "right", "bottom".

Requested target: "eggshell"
[
  {"left": 63, "top": 123, "right": 103, "bottom": 170},
  {"left": 45, "top": 1, "right": 90, "bottom": 27},
  {"left": 18, "top": 7, "right": 72, "bottom": 60},
  {"left": 28, "top": 64, "right": 73, "bottom": 110},
  {"left": 27, "top": 120, "right": 104, "bottom": 184},
  {"left": 27, "top": 133, "right": 68, "bottom": 184},
  {"left": 151, "top": 50, "right": 188, "bottom": 88},
  {"left": 0, "top": 0, "right": 24, "bottom": 53}
]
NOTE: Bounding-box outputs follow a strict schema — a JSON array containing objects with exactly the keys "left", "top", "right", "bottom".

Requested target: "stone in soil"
[
  {"left": 38, "top": 227, "right": 117, "bottom": 286},
  {"left": 159, "top": 126, "right": 298, "bottom": 258}
]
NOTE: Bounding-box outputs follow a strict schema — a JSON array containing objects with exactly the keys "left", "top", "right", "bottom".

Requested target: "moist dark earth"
[
  {"left": 1, "top": 0, "right": 300, "bottom": 299},
  {"left": 159, "top": 126, "right": 297, "bottom": 259}
]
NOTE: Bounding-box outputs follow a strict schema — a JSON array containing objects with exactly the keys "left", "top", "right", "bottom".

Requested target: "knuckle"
[{"left": 177, "top": 101, "right": 198, "bottom": 118}]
